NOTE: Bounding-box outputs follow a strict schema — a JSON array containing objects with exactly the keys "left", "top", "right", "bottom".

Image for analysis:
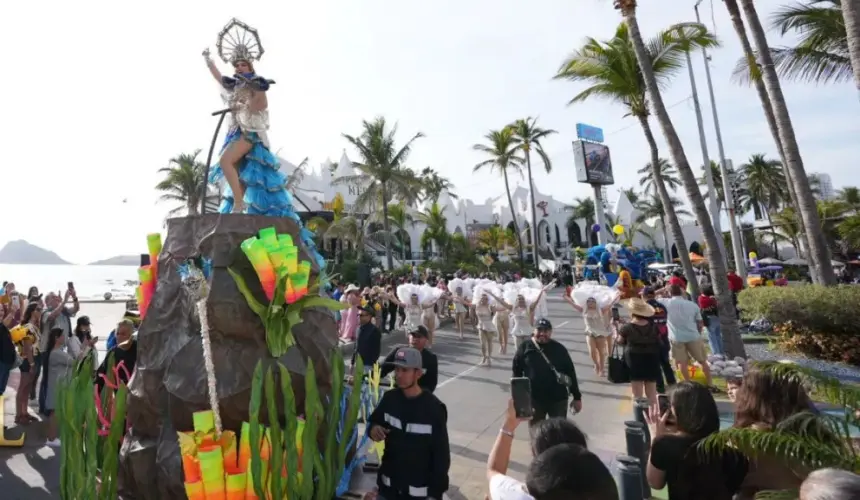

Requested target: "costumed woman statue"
[
  {"left": 203, "top": 46, "right": 282, "bottom": 214},
  {"left": 199, "top": 20, "right": 327, "bottom": 271}
]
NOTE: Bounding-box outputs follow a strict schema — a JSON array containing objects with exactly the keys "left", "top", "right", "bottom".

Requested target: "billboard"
[
  {"left": 572, "top": 140, "right": 614, "bottom": 185},
  {"left": 575, "top": 123, "right": 604, "bottom": 143}
]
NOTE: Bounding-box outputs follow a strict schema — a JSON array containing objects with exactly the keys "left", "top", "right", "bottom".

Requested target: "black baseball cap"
[
  {"left": 77, "top": 316, "right": 91, "bottom": 326},
  {"left": 359, "top": 305, "right": 375, "bottom": 315},
  {"left": 409, "top": 325, "right": 429, "bottom": 338},
  {"left": 536, "top": 318, "right": 552, "bottom": 331}
]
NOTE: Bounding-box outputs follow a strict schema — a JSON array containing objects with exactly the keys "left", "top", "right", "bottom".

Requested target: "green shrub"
[{"left": 738, "top": 285, "right": 860, "bottom": 364}]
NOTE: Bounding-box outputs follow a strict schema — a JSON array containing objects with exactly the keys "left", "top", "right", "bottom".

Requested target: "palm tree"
[
  {"left": 473, "top": 128, "right": 526, "bottom": 269},
  {"left": 741, "top": 154, "right": 787, "bottom": 255},
  {"left": 509, "top": 117, "right": 557, "bottom": 267},
  {"left": 838, "top": 213, "right": 860, "bottom": 249},
  {"left": 156, "top": 150, "right": 207, "bottom": 217},
  {"left": 724, "top": 0, "right": 814, "bottom": 276},
  {"left": 731, "top": 0, "right": 852, "bottom": 86},
  {"left": 420, "top": 167, "right": 458, "bottom": 203},
  {"left": 638, "top": 158, "right": 681, "bottom": 194},
  {"left": 609, "top": 1, "right": 742, "bottom": 355},
  {"left": 842, "top": 0, "right": 860, "bottom": 100},
  {"left": 337, "top": 117, "right": 424, "bottom": 270},
  {"left": 567, "top": 197, "right": 596, "bottom": 246},
  {"left": 554, "top": 21, "right": 703, "bottom": 300},
  {"left": 771, "top": 208, "right": 803, "bottom": 257},
  {"left": 620, "top": 187, "right": 640, "bottom": 205},
  {"left": 416, "top": 202, "right": 449, "bottom": 259},
  {"left": 837, "top": 186, "right": 860, "bottom": 212},
  {"left": 730, "top": 0, "right": 837, "bottom": 285},
  {"left": 636, "top": 194, "right": 692, "bottom": 263},
  {"left": 476, "top": 226, "right": 510, "bottom": 256},
  {"left": 325, "top": 215, "right": 365, "bottom": 258},
  {"left": 373, "top": 202, "right": 414, "bottom": 261}
]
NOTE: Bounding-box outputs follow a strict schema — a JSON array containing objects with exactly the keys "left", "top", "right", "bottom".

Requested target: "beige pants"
[{"left": 479, "top": 329, "right": 495, "bottom": 358}]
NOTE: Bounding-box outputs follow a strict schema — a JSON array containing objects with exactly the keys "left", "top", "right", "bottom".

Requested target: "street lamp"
[{"left": 694, "top": 0, "right": 747, "bottom": 278}]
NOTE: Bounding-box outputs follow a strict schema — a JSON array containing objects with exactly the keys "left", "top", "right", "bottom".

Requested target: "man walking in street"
[
  {"left": 512, "top": 318, "right": 582, "bottom": 424},
  {"left": 352, "top": 305, "right": 382, "bottom": 376},
  {"left": 380, "top": 326, "right": 438, "bottom": 393},
  {"left": 658, "top": 284, "right": 714, "bottom": 391},
  {"left": 368, "top": 347, "right": 450, "bottom": 500}
]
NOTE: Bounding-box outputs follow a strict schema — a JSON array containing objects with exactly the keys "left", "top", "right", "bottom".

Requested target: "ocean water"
[{"left": 0, "top": 264, "right": 139, "bottom": 300}]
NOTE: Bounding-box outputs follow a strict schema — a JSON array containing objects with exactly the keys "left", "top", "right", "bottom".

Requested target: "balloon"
[
  {"left": 749, "top": 251, "right": 757, "bottom": 259},
  {"left": 591, "top": 224, "right": 601, "bottom": 233},
  {"left": 613, "top": 224, "right": 625, "bottom": 235}
]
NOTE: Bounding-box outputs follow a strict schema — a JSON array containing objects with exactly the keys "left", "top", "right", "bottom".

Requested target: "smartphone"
[
  {"left": 611, "top": 306, "right": 620, "bottom": 321},
  {"left": 510, "top": 377, "right": 533, "bottom": 419},
  {"left": 11, "top": 295, "right": 20, "bottom": 308},
  {"left": 658, "top": 394, "right": 670, "bottom": 417},
  {"left": 68, "top": 281, "right": 75, "bottom": 291}
]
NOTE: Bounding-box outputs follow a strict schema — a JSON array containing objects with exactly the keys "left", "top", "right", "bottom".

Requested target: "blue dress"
[{"left": 207, "top": 73, "right": 326, "bottom": 270}]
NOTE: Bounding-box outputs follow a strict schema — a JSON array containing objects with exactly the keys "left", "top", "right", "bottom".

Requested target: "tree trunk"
[
  {"left": 841, "top": 0, "right": 860, "bottom": 102},
  {"left": 738, "top": 0, "right": 836, "bottom": 285},
  {"left": 659, "top": 216, "right": 671, "bottom": 264},
  {"left": 503, "top": 171, "right": 525, "bottom": 271},
  {"left": 637, "top": 115, "right": 699, "bottom": 296},
  {"left": 380, "top": 188, "right": 394, "bottom": 270},
  {"left": 723, "top": 0, "right": 815, "bottom": 279},
  {"left": 622, "top": 9, "right": 745, "bottom": 358},
  {"left": 765, "top": 210, "right": 779, "bottom": 257},
  {"left": 525, "top": 149, "right": 540, "bottom": 269}
]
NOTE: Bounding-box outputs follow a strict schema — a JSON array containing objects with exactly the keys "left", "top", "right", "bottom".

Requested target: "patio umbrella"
[
  {"left": 757, "top": 257, "right": 784, "bottom": 265},
  {"left": 782, "top": 258, "right": 808, "bottom": 266}
]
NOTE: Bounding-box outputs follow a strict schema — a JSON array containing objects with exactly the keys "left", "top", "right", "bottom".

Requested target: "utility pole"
[
  {"left": 593, "top": 185, "right": 607, "bottom": 245},
  {"left": 684, "top": 48, "right": 727, "bottom": 264},
  {"left": 695, "top": 0, "right": 747, "bottom": 278}
]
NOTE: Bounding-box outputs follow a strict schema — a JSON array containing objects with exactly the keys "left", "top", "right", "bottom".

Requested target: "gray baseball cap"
[{"left": 386, "top": 347, "right": 423, "bottom": 370}]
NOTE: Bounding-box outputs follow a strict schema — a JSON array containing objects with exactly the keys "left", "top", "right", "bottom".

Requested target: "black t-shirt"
[
  {"left": 650, "top": 434, "right": 748, "bottom": 500},
  {"left": 0, "top": 323, "right": 15, "bottom": 365}
]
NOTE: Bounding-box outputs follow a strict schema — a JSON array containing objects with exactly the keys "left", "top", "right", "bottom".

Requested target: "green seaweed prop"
[
  {"left": 228, "top": 227, "right": 345, "bottom": 357},
  {"left": 248, "top": 348, "right": 365, "bottom": 500}
]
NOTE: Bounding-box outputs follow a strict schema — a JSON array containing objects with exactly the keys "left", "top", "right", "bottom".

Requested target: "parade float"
[
  {"left": 580, "top": 226, "right": 661, "bottom": 290},
  {"left": 56, "top": 19, "right": 384, "bottom": 500}
]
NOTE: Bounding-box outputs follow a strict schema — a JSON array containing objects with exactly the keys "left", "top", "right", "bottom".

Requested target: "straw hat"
[{"left": 625, "top": 298, "right": 655, "bottom": 318}]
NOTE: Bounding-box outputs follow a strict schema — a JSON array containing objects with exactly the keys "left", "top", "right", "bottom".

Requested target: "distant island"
[
  {"left": 0, "top": 240, "right": 71, "bottom": 265},
  {"left": 88, "top": 255, "right": 140, "bottom": 266}
]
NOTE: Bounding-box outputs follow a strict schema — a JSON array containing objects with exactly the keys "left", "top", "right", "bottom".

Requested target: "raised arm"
[
  {"left": 385, "top": 293, "right": 402, "bottom": 307},
  {"left": 487, "top": 292, "right": 512, "bottom": 311},
  {"left": 203, "top": 49, "right": 223, "bottom": 84},
  {"left": 564, "top": 295, "right": 584, "bottom": 313}
]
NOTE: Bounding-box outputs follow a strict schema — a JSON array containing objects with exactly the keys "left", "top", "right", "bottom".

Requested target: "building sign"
[
  {"left": 572, "top": 140, "right": 615, "bottom": 186},
  {"left": 347, "top": 184, "right": 366, "bottom": 196},
  {"left": 575, "top": 123, "right": 604, "bottom": 143},
  {"left": 536, "top": 201, "right": 549, "bottom": 217}
]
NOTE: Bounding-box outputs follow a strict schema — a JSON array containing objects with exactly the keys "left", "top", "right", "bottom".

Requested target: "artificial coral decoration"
[
  {"left": 246, "top": 348, "right": 368, "bottom": 500},
  {"left": 228, "top": 226, "right": 345, "bottom": 357},
  {"left": 136, "top": 233, "right": 163, "bottom": 320},
  {"left": 178, "top": 411, "right": 245, "bottom": 500},
  {"left": 58, "top": 353, "right": 129, "bottom": 500},
  {"left": 178, "top": 258, "right": 222, "bottom": 437}
]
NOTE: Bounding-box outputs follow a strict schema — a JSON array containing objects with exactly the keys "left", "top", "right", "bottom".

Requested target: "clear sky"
[{"left": 2, "top": 0, "right": 856, "bottom": 264}]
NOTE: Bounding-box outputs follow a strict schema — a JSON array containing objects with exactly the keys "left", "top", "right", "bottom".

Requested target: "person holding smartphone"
[{"left": 37, "top": 287, "right": 79, "bottom": 414}]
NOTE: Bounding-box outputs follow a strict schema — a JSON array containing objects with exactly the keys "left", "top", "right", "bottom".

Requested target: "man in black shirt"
[
  {"left": 512, "top": 318, "right": 582, "bottom": 424},
  {"left": 380, "top": 326, "right": 438, "bottom": 393},
  {"left": 352, "top": 306, "right": 382, "bottom": 375},
  {"left": 369, "top": 347, "right": 450, "bottom": 500}
]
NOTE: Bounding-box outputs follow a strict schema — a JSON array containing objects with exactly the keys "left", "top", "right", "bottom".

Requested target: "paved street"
[{"left": 0, "top": 290, "right": 633, "bottom": 499}]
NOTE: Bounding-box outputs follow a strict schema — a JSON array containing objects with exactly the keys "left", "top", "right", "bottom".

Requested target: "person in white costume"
[{"left": 491, "top": 282, "right": 554, "bottom": 350}]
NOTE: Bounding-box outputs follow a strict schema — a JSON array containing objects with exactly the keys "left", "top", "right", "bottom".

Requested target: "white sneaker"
[{"left": 46, "top": 438, "right": 61, "bottom": 447}]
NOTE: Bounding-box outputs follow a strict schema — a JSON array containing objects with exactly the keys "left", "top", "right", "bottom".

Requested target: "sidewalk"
[{"left": 0, "top": 371, "right": 61, "bottom": 499}]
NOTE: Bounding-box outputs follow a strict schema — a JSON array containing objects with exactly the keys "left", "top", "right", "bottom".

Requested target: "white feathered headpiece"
[
  {"left": 472, "top": 282, "right": 502, "bottom": 306},
  {"left": 569, "top": 282, "right": 619, "bottom": 310},
  {"left": 448, "top": 278, "right": 472, "bottom": 298}
]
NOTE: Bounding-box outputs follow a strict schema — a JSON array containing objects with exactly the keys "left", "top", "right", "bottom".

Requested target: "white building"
[
  {"left": 811, "top": 172, "right": 835, "bottom": 200},
  {"left": 257, "top": 151, "right": 707, "bottom": 268}
]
